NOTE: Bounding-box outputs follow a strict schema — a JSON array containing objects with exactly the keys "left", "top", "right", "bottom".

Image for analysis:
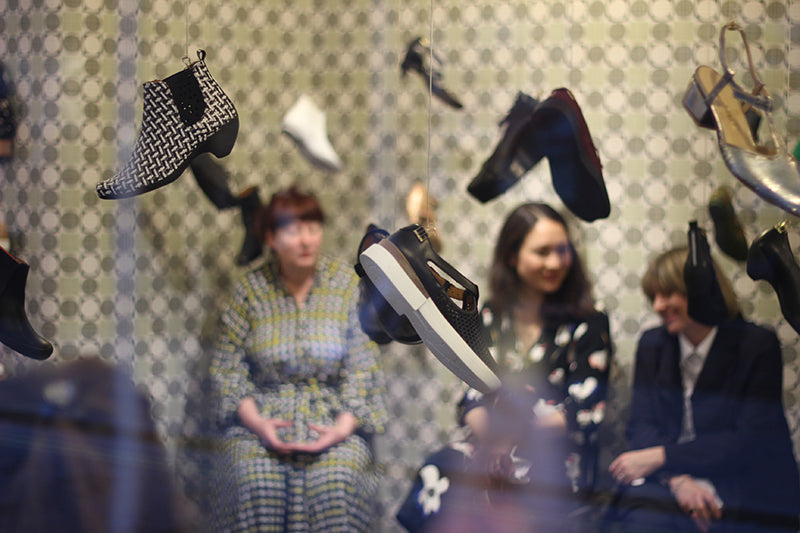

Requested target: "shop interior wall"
[{"left": 2, "top": 0, "right": 800, "bottom": 531}]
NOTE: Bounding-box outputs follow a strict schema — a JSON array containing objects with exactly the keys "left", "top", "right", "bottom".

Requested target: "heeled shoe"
[
  {"left": 0, "top": 247, "right": 53, "bottom": 360},
  {"left": 282, "top": 94, "right": 342, "bottom": 172},
  {"left": 684, "top": 221, "right": 729, "bottom": 326},
  {"left": 97, "top": 50, "right": 239, "bottom": 199},
  {"left": 467, "top": 92, "right": 541, "bottom": 203},
  {"left": 401, "top": 37, "right": 463, "bottom": 110},
  {"left": 235, "top": 186, "right": 264, "bottom": 266},
  {"left": 746, "top": 221, "right": 800, "bottom": 335},
  {"left": 708, "top": 185, "right": 748, "bottom": 262},
  {"left": 359, "top": 224, "right": 500, "bottom": 393},
  {"left": 354, "top": 224, "right": 421, "bottom": 345},
  {"left": 189, "top": 153, "right": 240, "bottom": 210},
  {"left": 683, "top": 22, "right": 800, "bottom": 216}
]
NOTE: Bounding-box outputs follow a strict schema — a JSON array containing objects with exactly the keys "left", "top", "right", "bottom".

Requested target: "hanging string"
[
  {"left": 425, "top": 0, "right": 434, "bottom": 234},
  {"left": 184, "top": 0, "right": 190, "bottom": 59}
]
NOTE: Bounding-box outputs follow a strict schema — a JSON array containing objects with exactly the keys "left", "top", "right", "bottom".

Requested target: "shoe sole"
[{"left": 360, "top": 240, "right": 500, "bottom": 393}]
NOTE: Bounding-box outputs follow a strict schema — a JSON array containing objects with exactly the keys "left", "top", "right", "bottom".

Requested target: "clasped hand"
[
  {"left": 254, "top": 417, "right": 352, "bottom": 455},
  {"left": 608, "top": 446, "right": 665, "bottom": 485}
]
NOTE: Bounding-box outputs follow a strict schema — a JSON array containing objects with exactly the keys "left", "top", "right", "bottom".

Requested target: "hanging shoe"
[
  {"left": 0, "top": 247, "right": 53, "bottom": 360},
  {"left": 708, "top": 185, "right": 748, "bottom": 262},
  {"left": 684, "top": 221, "right": 729, "bottom": 326},
  {"left": 683, "top": 22, "right": 800, "bottom": 216},
  {"left": 281, "top": 94, "right": 342, "bottom": 172},
  {"left": 405, "top": 180, "right": 443, "bottom": 253},
  {"left": 189, "top": 153, "right": 240, "bottom": 210},
  {"left": 235, "top": 186, "right": 263, "bottom": 266},
  {"left": 467, "top": 92, "right": 541, "bottom": 203},
  {"left": 96, "top": 50, "right": 238, "bottom": 199},
  {"left": 0, "top": 62, "right": 16, "bottom": 161},
  {"left": 521, "top": 88, "right": 610, "bottom": 222},
  {"left": 401, "top": 37, "right": 464, "bottom": 110},
  {"left": 359, "top": 224, "right": 500, "bottom": 393},
  {"left": 354, "top": 224, "right": 421, "bottom": 345},
  {"left": 746, "top": 222, "right": 800, "bottom": 335}
]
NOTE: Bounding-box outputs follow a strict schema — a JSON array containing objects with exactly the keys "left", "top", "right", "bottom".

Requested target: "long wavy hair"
[{"left": 488, "top": 202, "right": 596, "bottom": 322}]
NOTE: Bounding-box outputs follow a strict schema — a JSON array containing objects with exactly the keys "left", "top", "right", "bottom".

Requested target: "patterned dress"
[
  {"left": 397, "top": 304, "right": 612, "bottom": 532},
  {"left": 210, "top": 255, "right": 388, "bottom": 533}
]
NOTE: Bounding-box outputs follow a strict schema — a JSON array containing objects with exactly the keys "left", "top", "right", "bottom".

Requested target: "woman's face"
[
  {"left": 651, "top": 291, "right": 692, "bottom": 335},
  {"left": 267, "top": 220, "right": 323, "bottom": 271},
  {"left": 513, "top": 218, "right": 573, "bottom": 296}
]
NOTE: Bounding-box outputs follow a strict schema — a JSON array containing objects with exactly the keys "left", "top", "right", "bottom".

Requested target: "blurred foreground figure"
[{"left": 0, "top": 357, "right": 191, "bottom": 533}]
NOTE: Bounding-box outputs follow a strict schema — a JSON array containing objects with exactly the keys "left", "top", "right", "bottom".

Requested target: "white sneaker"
[{"left": 281, "top": 94, "right": 342, "bottom": 171}]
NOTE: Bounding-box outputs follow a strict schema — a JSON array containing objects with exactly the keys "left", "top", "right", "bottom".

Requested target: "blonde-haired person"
[{"left": 608, "top": 246, "right": 800, "bottom": 533}]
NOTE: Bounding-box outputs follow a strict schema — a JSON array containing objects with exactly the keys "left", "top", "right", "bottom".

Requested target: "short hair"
[
  {"left": 641, "top": 246, "right": 740, "bottom": 319},
  {"left": 257, "top": 184, "right": 325, "bottom": 237}
]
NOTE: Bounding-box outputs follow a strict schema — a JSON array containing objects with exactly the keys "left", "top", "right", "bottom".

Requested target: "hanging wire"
[{"left": 425, "top": 0, "right": 435, "bottom": 234}]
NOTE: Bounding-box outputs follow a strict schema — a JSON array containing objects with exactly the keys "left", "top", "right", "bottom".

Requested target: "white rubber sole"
[{"left": 359, "top": 240, "right": 501, "bottom": 393}]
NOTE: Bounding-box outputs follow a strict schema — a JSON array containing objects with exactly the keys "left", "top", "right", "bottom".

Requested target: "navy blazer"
[{"left": 627, "top": 319, "right": 800, "bottom": 524}]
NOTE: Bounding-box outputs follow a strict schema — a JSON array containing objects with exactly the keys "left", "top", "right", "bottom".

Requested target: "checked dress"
[{"left": 210, "top": 255, "right": 388, "bottom": 532}]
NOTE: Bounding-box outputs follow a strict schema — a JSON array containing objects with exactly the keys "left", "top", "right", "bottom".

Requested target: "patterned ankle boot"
[{"left": 97, "top": 50, "right": 238, "bottom": 199}]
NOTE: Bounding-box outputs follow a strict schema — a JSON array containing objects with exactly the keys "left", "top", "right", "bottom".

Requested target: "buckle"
[{"left": 412, "top": 225, "right": 428, "bottom": 243}]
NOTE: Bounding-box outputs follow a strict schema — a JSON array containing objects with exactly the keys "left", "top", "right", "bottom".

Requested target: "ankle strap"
[{"left": 719, "top": 22, "right": 770, "bottom": 108}]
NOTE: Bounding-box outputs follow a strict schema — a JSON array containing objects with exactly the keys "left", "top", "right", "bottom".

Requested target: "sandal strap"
[{"left": 718, "top": 22, "right": 772, "bottom": 111}]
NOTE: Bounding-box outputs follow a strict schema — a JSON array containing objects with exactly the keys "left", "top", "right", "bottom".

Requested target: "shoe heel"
[
  {"left": 205, "top": 117, "right": 239, "bottom": 158},
  {"left": 683, "top": 76, "right": 715, "bottom": 129}
]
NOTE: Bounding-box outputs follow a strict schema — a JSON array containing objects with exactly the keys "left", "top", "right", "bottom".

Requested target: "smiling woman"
[{"left": 606, "top": 246, "right": 800, "bottom": 533}]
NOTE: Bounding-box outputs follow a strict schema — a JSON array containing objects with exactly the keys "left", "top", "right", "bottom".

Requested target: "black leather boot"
[
  {"left": 467, "top": 92, "right": 541, "bottom": 203},
  {"left": 708, "top": 185, "right": 748, "bottom": 262},
  {"left": 684, "top": 221, "right": 729, "bottom": 326},
  {"left": 189, "top": 153, "right": 239, "bottom": 210},
  {"left": 0, "top": 247, "right": 53, "bottom": 360},
  {"left": 747, "top": 222, "right": 800, "bottom": 335},
  {"left": 235, "top": 187, "right": 263, "bottom": 266}
]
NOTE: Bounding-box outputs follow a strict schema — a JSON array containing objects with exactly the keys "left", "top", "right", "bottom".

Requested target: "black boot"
[
  {"left": 235, "top": 187, "right": 263, "bottom": 266},
  {"left": 746, "top": 223, "right": 800, "bottom": 335},
  {"left": 467, "top": 92, "right": 541, "bottom": 203},
  {"left": 189, "top": 153, "right": 239, "bottom": 210},
  {"left": 401, "top": 37, "right": 463, "bottom": 110},
  {"left": 708, "top": 185, "right": 748, "bottom": 262},
  {"left": 684, "top": 221, "right": 728, "bottom": 326},
  {"left": 0, "top": 247, "right": 53, "bottom": 360}
]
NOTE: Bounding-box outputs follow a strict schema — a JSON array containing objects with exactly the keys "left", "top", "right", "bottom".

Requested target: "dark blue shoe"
[
  {"left": 354, "top": 224, "right": 421, "bottom": 346},
  {"left": 359, "top": 224, "right": 500, "bottom": 392}
]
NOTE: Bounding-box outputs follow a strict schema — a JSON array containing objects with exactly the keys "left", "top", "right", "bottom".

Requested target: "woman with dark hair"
[
  {"left": 397, "top": 202, "right": 612, "bottom": 533},
  {"left": 607, "top": 246, "right": 800, "bottom": 533},
  {"left": 210, "top": 184, "right": 388, "bottom": 532}
]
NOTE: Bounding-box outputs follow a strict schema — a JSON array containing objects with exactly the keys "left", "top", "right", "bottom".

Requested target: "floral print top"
[{"left": 458, "top": 303, "right": 613, "bottom": 495}]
